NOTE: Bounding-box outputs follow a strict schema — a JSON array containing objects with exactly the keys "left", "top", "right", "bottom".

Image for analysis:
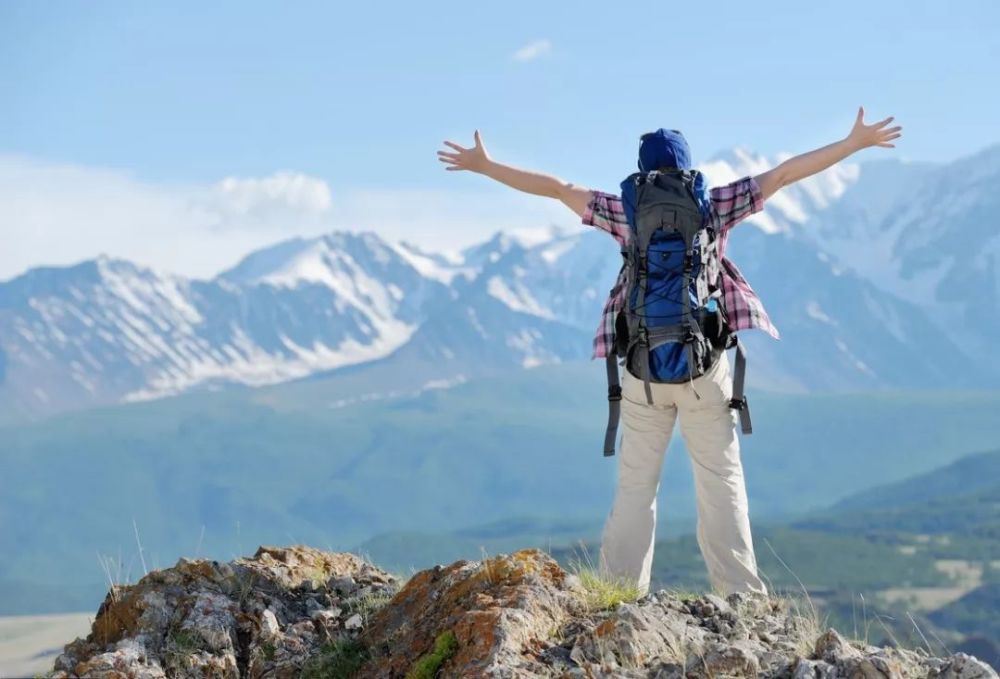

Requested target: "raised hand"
[
  {"left": 437, "top": 130, "right": 492, "bottom": 173},
  {"left": 846, "top": 106, "right": 903, "bottom": 150}
]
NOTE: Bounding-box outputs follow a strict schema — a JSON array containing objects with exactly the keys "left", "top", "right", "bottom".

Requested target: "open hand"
[
  {"left": 437, "top": 130, "right": 492, "bottom": 173},
  {"left": 847, "top": 106, "right": 903, "bottom": 150}
]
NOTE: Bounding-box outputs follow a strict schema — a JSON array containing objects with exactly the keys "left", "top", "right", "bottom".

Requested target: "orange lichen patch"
[
  {"left": 594, "top": 618, "right": 617, "bottom": 638},
  {"left": 173, "top": 558, "right": 220, "bottom": 581},
  {"left": 244, "top": 545, "right": 376, "bottom": 588},
  {"left": 89, "top": 585, "right": 146, "bottom": 647},
  {"left": 358, "top": 549, "right": 577, "bottom": 677},
  {"left": 508, "top": 549, "right": 566, "bottom": 583},
  {"left": 451, "top": 610, "right": 501, "bottom": 664}
]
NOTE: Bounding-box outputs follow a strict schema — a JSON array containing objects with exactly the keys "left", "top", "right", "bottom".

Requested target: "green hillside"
[
  {"left": 930, "top": 584, "right": 1000, "bottom": 640},
  {"left": 790, "top": 449, "right": 1000, "bottom": 557},
  {"left": 833, "top": 449, "right": 1000, "bottom": 511},
  {"left": 2, "top": 361, "right": 1000, "bottom": 614}
]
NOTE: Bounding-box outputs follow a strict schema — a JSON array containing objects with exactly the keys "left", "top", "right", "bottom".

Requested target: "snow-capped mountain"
[
  {"left": 0, "top": 240, "right": 447, "bottom": 421},
  {"left": 698, "top": 145, "right": 988, "bottom": 390},
  {"left": 701, "top": 145, "right": 863, "bottom": 235},
  {"left": 3, "top": 143, "right": 999, "bottom": 423}
]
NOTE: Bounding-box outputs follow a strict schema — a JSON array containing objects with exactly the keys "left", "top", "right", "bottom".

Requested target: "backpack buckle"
[
  {"left": 729, "top": 396, "right": 747, "bottom": 411},
  {"left": 608, "top": 385, "right": 622, "bottom": 402}
]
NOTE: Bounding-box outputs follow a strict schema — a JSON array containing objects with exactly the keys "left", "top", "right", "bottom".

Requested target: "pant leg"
[
  {"left": 598, "top": 367, "right": 678, "bottom": 597},
  {"left": 675, "top": 351, "right": 767, "bottom": 596}
]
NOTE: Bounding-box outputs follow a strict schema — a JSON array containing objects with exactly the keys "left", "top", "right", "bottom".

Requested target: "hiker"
[{"left": 436, "top": 107, "right": 902, "bottom": 597}]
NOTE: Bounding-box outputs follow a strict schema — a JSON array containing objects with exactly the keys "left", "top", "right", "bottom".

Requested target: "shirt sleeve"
[
  {"left": 709, "top": 175, "right": 764, "bottom": 233},
  {"left": 582, "top": 190, "right": 630, "bottom": 248}
]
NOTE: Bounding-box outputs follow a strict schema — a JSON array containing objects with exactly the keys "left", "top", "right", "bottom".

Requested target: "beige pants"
[{"left": 598, "top": 349, "right": 767, "bottom": 597}]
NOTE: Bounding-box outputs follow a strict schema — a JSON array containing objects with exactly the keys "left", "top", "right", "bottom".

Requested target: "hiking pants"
[{"left": 598, "top": 350, "right": 767, "bottom": 597}]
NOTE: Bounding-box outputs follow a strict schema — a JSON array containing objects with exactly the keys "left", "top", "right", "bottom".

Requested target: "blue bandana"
[{"left": 632, "top": 128, "right": 712, "bottom": 224}]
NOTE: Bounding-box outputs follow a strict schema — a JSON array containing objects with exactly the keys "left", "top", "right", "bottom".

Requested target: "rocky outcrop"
[
  {"left": 360, "top": 548, "right": 578, "bottom": 677},
  {"left": 50, "top": 545, "right": 997, "bottom": 678},
  {"left": 51, "top": 545, "right": 398, "bottom": 678}
]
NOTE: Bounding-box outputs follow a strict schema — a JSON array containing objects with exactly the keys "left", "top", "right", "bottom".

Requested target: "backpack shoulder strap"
[
  {"left": 603, "top": 353, "right": 622, "bottom": 456},
  {"left": 729, "top": 336, "right": 753, "bottom": 435}
]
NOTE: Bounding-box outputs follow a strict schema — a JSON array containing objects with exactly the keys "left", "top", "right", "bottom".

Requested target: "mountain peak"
[
  {"left": 703, "top": 144, "right": 772, "bottom": 175},
  {"left": 219, "top": 229, "right": 402, "bottom": 288}
]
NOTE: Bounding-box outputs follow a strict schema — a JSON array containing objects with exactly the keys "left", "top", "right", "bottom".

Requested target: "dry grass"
[
  {"left": 562, "top": 541, "right": 642, "bottom": 612},
  {"left": 760, "top": 538, "right": 828, "bottom": 658},
  {"left": 573, "top": 568, "right": 643, "bottom": 612}
]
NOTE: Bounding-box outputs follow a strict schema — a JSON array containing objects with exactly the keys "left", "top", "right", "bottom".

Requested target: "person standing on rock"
[{"left": 436, "top": 107, "right": 902, "bottom": 597}]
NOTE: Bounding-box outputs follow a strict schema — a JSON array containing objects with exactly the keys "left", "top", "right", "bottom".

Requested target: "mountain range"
[{"left": 3, "top": 144, "right": 999, "bottom": 422}]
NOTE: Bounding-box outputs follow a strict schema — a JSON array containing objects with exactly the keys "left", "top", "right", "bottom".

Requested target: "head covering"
[
  {"left": 635, "top": 128, "right": 711, "bottom": 224},
  {"left": 638, "top": 128, "right": 691, "bottom": 173}
]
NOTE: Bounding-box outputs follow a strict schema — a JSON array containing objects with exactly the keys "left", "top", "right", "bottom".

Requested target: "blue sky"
[{"left": 2, "top": 0, "right": 998, "bottom": 278}]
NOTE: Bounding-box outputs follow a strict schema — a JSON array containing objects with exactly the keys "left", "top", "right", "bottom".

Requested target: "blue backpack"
[{"left": 602, "top": 167, "right": 753, "bottom": 456}]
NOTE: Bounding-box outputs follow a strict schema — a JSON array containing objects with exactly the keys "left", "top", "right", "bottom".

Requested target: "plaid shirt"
[{"left": 582, "top": 175, "right": 781, "bottom": 359}]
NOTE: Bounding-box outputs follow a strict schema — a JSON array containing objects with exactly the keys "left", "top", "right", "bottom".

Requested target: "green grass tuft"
[
  {"left": 572, "top": 566, "right": 643, "bottom": 611},
  {"left": 405, "top": 630, "right": 458, "bottom": 679},
  {"left": 561, "top": 542, "right": 642, "bottom": 611},
  {"left": 299, "top": 638, "right": 371, "bottom": 679}
]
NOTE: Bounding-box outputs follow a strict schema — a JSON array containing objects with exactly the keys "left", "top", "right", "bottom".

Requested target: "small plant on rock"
[
  {"left": 405, "top": 630, "right": 458, "bottom": 679},
  {"left": 299, "top": 638, "right": 371, "bottom": 679},
  {"left": 346, "top": 590, "right": 395, "bottom": 626},
  {"left": 563, "top": 542, "right": 641, "bottom": 611},
  {"left": 572, "top": 566, "right": 642, "bottom": 612}
]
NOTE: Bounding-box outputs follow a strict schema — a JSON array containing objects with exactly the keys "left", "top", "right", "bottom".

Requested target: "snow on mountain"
[
  {"left": 699, "top": 146, "right": 861, "bottom": 234},
  {"left": 788, "top": 144, "right": 1000, "bottom": 359},
  {"left": 0, "top": 233, "right": 449, "bottom": 420},
  {"left": 721, "top": 225, "right": 976, "bottom": 391},
  {"left": 4, "top": 144, "right": 1000, "bottom": 423},
  {"left": 386, "top": 240, "right": 471, "bottom": 284},
  {"left": 885, "top": 144, "right": 1000, "bottom": 357},
  {"left": 468, "top": 229, "right": 622, "bottom": 333}
]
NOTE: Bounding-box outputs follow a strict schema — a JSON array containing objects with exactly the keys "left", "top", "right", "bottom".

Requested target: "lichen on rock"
[
  {"left": 47, "top": 545, "right": 998, "bottom": 679},
  {"left": 51, "top": 545, "right": 400, "bottom": 679}
]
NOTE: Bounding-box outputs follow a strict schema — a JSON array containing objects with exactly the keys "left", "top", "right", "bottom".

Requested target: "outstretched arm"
[
  {"left": 754, "top": 106, "right": 902, "bottom": 201},
  {"left": 437, "top": 130, "right": 593, "bottom": 217}
]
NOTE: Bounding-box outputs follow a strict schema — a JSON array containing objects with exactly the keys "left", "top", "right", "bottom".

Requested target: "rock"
[
  {"left": 844, "top": 657, "right": 893, "bottom": 679},
  {"left": 328, "top": 574, "right": 357, "bottom": 594},
  {"left": 344, "top": 612, "right": 364, "bottom": 630},
  {"left": 51, "top": 545, "right": 395, "bottom": 678},
  {"left": 704, "top": 592, "right": 733, "bottom": 617},
  {"left": 938, "top": 652, "right": 999, "bottom": 679},
  {"left": 759, "top": 649, "right": 794, "bottom": 676},
  {"left": 49, "top": 543, "right": 999, "bottom": 679},
  {"left": 180, "top": 590, "right": 238, "bottom": 653},
  {"left": 259, "top": 608, "right": 280, "bottom": 640},
  {"left": 687, "top": 640, "right": 759, "bottom": 677},
  {"left": 172, "top": 650, "right": 239, "bottom": 678},
  {"left": 651, "top": 661, "right": 685, "bottom": 678},
  {"left": 311, "top": 609, "right": 339, "bottom": 625},
  {"left": 360, "top": 548, "right": 581, "bottom": 678},
  {"left": 71, "top": 638, "right": 166, "bottom": 679},
  {"left": 814, "top": 628, "right": 861, "bottom": 663},
  {"left": 569, "top": 603, "right": 693, "bottom": 670},
  {"left": 792, "top": 657, "right": 817, "bottom": 678},
  {"left": 867, "top": 652, "right": 903, "bottom": 678}
]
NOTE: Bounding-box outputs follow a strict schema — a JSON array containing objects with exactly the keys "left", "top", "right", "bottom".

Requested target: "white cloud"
[
  {"left": 211, "top": 172, "right": 332, "bottom": 222},
  {"left": 512, "top": 39, "right": 551, "bottom": 63},
  {"left": 0, "top": 154, "right": 583, "bottom": 282}
]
